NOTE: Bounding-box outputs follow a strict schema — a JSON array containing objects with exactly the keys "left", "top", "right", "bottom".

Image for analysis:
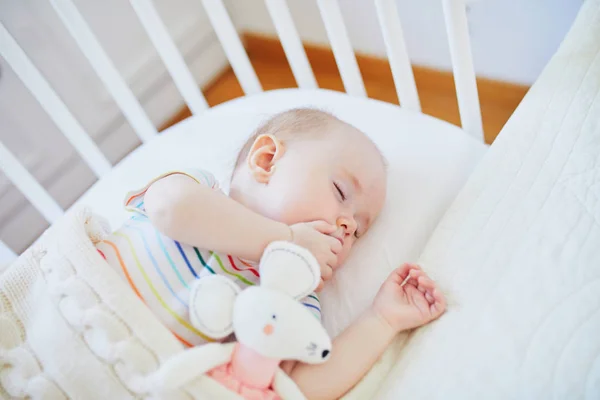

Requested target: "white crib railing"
[
  {"left": 0, "top": 239, "right": 16, "bottom": 265},
  {"left": 375, "top": 0, "right": 421, "bottom": 112},
  {"left": 49, "top": 0, "right": 158, "bottom": 143},
  {"left": 316, "top": 0, "right": 367, "bottom": 97},
  {"left": 0, "top": 0, "right": 483, "bottom": 259},
  {"left": 131, "top": 0, "right": 210, "bottom": 115},
  {"left": 442, "top": 0, "right": 483, "bottom": 138},
  {"left": 265, "top": 0, "right": 318, "bottom": 89},
  {"left": 0, "top": 22, "right": 112, "bottom": 178}
]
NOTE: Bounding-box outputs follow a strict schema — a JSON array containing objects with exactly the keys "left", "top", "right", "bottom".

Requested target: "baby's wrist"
[
  {"left": 272, "top": 221, "right": 294, "bottom": 244},
  {"left": 365, "top": 307, "right": 398, "bottom": 339},
  {"left": 250, "top": 221, "right": 294, "bottom": 261}
]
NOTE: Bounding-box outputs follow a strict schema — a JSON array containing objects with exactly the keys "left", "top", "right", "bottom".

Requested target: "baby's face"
[{"left": 256, "top": 127, "right": 386, "bottom": 268}]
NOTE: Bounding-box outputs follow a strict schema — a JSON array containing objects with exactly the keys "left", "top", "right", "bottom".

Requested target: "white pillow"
[{"left": 77, "top": 88, "right": 487, "bottom": 337}]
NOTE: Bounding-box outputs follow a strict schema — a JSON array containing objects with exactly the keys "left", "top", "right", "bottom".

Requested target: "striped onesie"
[{"left": 96, "top": 169, "right": 321, "bottom": 347}]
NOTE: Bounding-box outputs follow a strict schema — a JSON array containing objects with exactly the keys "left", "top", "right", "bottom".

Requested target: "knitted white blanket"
[{"left": 0, "top": 207, "right": 302, "bottom": 399}]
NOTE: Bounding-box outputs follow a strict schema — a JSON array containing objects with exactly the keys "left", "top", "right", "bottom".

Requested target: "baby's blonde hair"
[{"left": 234, "top": 108, "right": 353, "bottom": 170}]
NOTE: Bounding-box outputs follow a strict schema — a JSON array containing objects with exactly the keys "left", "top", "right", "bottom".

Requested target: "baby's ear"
[
  {"left": 189, "top": 276, "right": 240, "bottom": 339},
  {"left": 247, "top": 134, "right": 285, "bottom": 183},
  {"left": 259, "top": 242, "right": 320, "bottom": 299}
]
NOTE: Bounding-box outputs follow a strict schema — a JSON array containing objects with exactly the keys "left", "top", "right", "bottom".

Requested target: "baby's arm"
[
  {"left": 145, "top": 173, "right": 290, "bottom": 261},
  {"left": 144, "top": 174, "right": 341, "bottom": 267},
  {"left": 289, "top": 264, "right": 446, "bottom": 400},
  {"left": 290, "top": 309, "right": 395, "bottom": 400}
]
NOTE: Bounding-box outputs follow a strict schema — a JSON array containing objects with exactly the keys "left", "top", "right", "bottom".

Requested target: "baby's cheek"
[
  {"left": 280, "top": 196, "right": 336, "bottom": 225},
  {"left": 273, "top": 199, "right": 313, "bottom": 225},
  {"left": 263, "top": 187, "right": 308, "bottom": 224},
  {"left": 292, "top": 204, "right": 326, "bottom": 225},
  {"left": 268, "top": 177, "right": 338, "bottom": 224}
]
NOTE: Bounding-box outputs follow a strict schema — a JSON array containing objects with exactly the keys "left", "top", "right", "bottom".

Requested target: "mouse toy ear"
[
  {"left": 259, "top": 241, "right": 321, "bottom": 300},
  {"left": 189, "top": 275, "right": 240, "bottom": 339}
]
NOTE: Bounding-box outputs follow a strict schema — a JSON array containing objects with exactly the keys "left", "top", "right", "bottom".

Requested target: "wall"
[{"left": 231, "top": 0, "right": 583, "bottom": 85}]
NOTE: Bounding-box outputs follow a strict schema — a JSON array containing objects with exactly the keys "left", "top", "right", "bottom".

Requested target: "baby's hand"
[
  {"left": 290, "top": 221, "right": 342, "bottom": 290},
  {"left": 371, "top": 264, "right": 446, "bottom": 333}
]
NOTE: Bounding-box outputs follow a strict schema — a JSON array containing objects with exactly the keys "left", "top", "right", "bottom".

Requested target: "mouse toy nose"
[
  {"left": 322, "top": 350, "right": 330, "bottom": 359},
  {"left": 263, "top": 324, "right": 274, "bottom": 335}
]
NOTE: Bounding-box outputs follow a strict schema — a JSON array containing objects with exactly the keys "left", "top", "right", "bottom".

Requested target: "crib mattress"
[{"left": 361, "top": 1, "right": 600, "bottom": 398}]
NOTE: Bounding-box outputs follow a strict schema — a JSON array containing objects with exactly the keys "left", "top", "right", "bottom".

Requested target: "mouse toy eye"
[{"left": 272, "top": 314, "right": 277, "bottom": 320}]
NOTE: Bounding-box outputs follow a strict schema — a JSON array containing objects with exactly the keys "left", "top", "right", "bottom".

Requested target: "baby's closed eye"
[{"left": 333, "top": 181, "right": 346, "bottom": 201}]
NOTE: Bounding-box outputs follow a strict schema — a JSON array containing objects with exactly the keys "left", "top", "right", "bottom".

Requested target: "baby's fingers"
[
  {"left": 307, "top": 221, "right": 338, "bottom": 234},
  {"left": 417, "top": 275, "right": 435, "bottom": 291},
  {"left": 403, "top": 267, "right": 425, "bottom": 288},
  {"left": 396, "top": 263, "right": 412, "bottom": 278},
  {"left": 328, "top": 236, "right": 342, "bottom": 255},
  {"left": 416, "top": 276, "right": 446, "bottom": 314},
  {"left": 396, "top": 263, "right": 420, "bottom": 285},
  {"left": 316, "top": 279, "right": 325, "bottom": 292},
  {"left": 430, "top": 288, "right": 447, "bottom": 316},
  {"left": 425, "top": 292, "right": 434, "bottom": 303},
  {"left": 321, "top": 263, "right": 333, "bottom": 281},
  {"left": 418, "top": 276, "right": 438, "bottom": 298},
  {"left": 396, "top": 263, "right": 421, "bottom": 277}
]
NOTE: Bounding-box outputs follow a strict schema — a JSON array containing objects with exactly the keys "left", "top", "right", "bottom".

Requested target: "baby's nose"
[{"left": 337, "top": 217, "right": 357, "bottom": 235}]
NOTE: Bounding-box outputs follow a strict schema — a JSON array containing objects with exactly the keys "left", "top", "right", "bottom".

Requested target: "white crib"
[
  {"left": 2, "top": 1, "right": 598, "bottom": 399},
  {"left": 0, "top": 0, "right": 484, "bottom": 264}
]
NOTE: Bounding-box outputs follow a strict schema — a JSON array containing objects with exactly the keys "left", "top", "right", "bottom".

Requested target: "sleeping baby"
[{"left": 96, "top": 108, "right": 446, "bottom": 399}]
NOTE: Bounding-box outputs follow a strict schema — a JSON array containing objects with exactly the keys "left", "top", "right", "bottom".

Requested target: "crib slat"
[
  {"left": 0, "top": 142, "right": 63, "bottom": 224},
  {"left": 375, "top": 0, "right": 420, "bottom": 112},
  {"left": 131, "top": 0, "right": 209, "bottom": 115},
  {"left": 265, "top": 0, "right": 318, "bottom": 89},
  {"left": 442, "top": 0, "right": 484, "bottom": 141},
  {"left": 315, "top": 0, "right": 366, "bottom": 97},
  {"left": 0, "top": 23, "right": 111, "bottom": 178},
  {"left": 49, "top": 0, "right": 157, "bottom": 143},
  {"left": 0, "top": 239, "right": 17, "bottom": 264},
  {"left": 201, "top": 0, "right": 262, "bottom": 95}
]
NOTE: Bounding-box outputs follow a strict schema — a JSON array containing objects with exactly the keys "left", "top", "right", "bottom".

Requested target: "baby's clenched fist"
[
  {"left": 371, "top": 264, "right": 446, "bottom": 333},
  {"left": 289, "top": 221, "right": 341, "bottom": 290}
]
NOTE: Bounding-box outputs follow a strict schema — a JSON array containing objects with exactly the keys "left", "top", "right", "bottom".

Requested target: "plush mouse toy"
[{"left": 153, "top": 241, "right": 332, "bottom": 399}]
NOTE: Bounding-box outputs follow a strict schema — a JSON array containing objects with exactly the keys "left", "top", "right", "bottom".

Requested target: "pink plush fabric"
[{"left": 207, "top": 344, "right": 282, "bottom": 400}]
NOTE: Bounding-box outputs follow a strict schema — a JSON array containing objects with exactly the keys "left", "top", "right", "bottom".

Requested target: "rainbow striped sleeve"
[
  {"left": 123, "top": 169, "right": 220, "bottom": 215},
  {"left": 301, "top": 292, "right": 322, "bottom": 321}
]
